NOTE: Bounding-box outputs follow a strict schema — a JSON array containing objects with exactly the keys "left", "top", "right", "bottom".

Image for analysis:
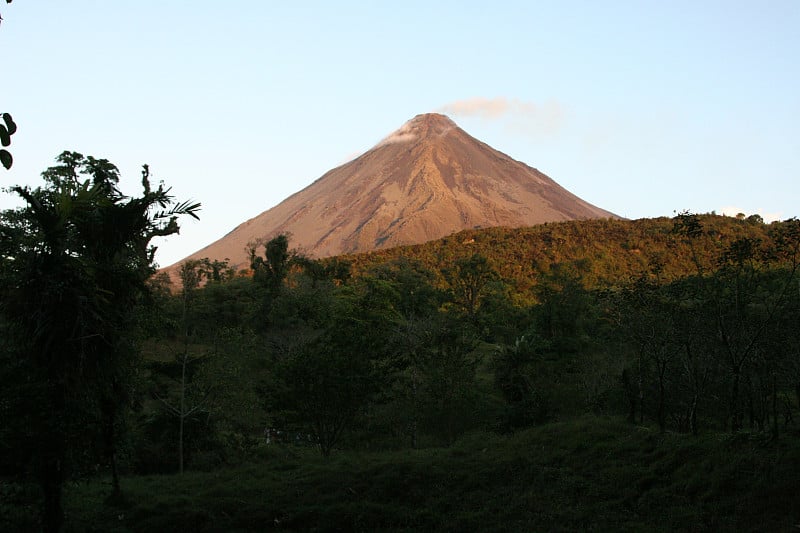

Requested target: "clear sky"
[{"left": 2, "top": 1, "right": 798, "bottom": 267}]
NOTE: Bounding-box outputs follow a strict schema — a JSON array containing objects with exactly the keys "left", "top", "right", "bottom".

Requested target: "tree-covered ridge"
[{"left": 337, "top": 214, "right": 778, "bottom": 298}]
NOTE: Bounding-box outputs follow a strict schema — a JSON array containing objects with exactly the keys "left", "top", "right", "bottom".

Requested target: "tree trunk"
[
  {"left": 730, "top": 369, "right": 742, "bottom": 433},
  {"left": 657, "top": 363, "right": 666, "bottom": 432},
  {"left": 179, "top": 351, "right": 187, "bottom": 475},
  {"left": 41, "top": 456, "right": 64, "bottom": 533},
  {"left": 795, "top": 381, "right": 800, "bottom": 410},
  {"left": 746, "top": 377, "right": 756, "bottom": 430},
  {"left": 411, "top": 366, "right": 418, "bottom": 449},
  {"left": 772, "top": 372, "right": 779, "bottom": 439},
  {"left": 103, "top": 401, "right": 122, "bottom": 500},
  {"left": 40, "top": 383, "right": 66, "bottom": 533},
  {"left": 179, "top": 284, "right": 191, "bottom": 475},
  {"left": 638, "top": 352, "right": 644, "bottom": 424},
  {"left": 100, "top": 374, "right": 124, "bottom": 501},
  {"left": 41, "top": 416, "right": 66, "bottom": 532},
  {"left": 621, "top": 369, "right": 636, "bottom": 423}
]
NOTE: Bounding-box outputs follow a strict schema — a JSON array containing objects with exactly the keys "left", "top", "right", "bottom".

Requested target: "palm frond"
[{"left": 152, "top": 200, "right": 201, "bottom": 221}]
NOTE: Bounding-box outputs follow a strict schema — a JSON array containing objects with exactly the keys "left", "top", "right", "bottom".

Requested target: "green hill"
[{"left": 337, "top": 214, "right": 777, "bottom": 301}]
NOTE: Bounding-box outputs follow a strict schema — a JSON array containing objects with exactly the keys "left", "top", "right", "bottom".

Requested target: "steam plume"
[{"left": 438, "top": 97, "right": 564, "bottom": 136}]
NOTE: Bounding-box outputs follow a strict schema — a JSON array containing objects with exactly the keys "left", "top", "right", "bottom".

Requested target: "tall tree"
[
  {"left": 275, "top": 275, "right": 397, "bottom": 456},
  {"left": 367, "top": 258, "right": 442, "bottom": 447},
  {"left": 443, "top": 253, "right": 498, "bottom": 323},
  {"left": 618, "top": 276, "right": 678, "bottom": 430},
  {"left": 0, "top": 152, "right": 199, "bottom": 531},
  {"left": 154, "top": 259, "right": 209, "bottom": 475},
  {"left": 493, "top": 334, "right": 549, "bottom": 431},
  {"left": 417, "top": 317, "right": 480, "bottom": 445},
  {"left": 250, "top": 234, "right": 292, "bottom": 295}
]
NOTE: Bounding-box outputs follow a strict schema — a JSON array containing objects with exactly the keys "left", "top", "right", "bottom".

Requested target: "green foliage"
[
  {"left": 6, "top": 207, "right": 798, "bottom": 529},
  {"left": 273, "top": 280, "right": 396, "bottom": 456},
  {"left": 276, "top": 336, "right": 375, "bottom": 457},
  {"left": 442, "top": 253, "right": 499, "bottom": 319},
  {"left": 0, "top": 152, "right": 199, "bottom": 529},
  {"left": 341, "top": 215, "right": 783, "bottom": 297},
  {"left": 0, "top": 112, "right": 17, "bottom": 169},
  {"left": 492, "top": 335, "right": 550, "bottom": 431},
  {"left": 249, "top": 233, "right": 291, "bottom": 295},
  {"left": 533, "top": 262, "right": 596, "bottom": 352},
  {"left": 415, "top": 318, "right": 482, "bottom": 446},
  {"left": 609, "top": 216, "right": 800, "bottom": 434},
  {"left": 150, "top": 258, "right": 263, "bottom": 474}
]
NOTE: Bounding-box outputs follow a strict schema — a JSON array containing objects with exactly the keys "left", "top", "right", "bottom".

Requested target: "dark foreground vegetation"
[
  {"left": 10, "top": 418, "right": 798, "bottom": 532},
  {"left": 2, "top": 153, "right": 800, "bottom": 531}
]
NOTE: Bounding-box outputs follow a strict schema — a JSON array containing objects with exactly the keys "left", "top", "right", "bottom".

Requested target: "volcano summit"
[{"left": 167, "top": 113, "right": 618, "bottom": 270}]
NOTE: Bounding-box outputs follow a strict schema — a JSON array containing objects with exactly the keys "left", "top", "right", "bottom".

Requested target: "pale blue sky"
[{"left": 2, "top": 1, "right": 798, "bottom": 266}]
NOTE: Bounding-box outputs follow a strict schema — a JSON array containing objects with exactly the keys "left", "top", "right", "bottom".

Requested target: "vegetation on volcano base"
[
  {"left": 338, "top": 214, "right": 776, "bottom": 300},
  {"left": 2, "top": 162, "right": 799, "bottom": 533}
]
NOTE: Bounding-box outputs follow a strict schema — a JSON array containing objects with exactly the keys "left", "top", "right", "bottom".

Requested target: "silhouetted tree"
[
  {"left": 0, "top": 151, "right": 199, "bottom": 530},
  {"left": 250, "top": 234, "right": 292, "bottom": 296}
]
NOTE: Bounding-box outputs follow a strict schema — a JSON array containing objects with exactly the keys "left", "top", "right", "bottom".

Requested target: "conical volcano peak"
[
  {"left": 378, "top": 113, "right": 457, "bottom": 147},
  {"left": 407, "top": 112, "right": 457, "bottom": 131},
  {"left": 163, "top": 112, "right": 620, "bottom": 275}
]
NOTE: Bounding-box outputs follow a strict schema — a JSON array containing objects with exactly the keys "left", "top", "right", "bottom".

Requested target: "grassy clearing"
[{"left": 5, "top": 416, "right": 797, "bottom": 532}]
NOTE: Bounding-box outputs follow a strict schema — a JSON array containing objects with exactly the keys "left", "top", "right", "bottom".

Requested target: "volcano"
[{"left": 166, "top": 113, "right": 618, "bottom": 271}]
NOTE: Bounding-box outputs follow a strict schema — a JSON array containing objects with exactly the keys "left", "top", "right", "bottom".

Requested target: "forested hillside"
[
  {"left": 3, "top": 181, "right": 799, "bottom": 531},
  {"left": 339, "top": 214, "right": 776, "bottom": 299}
]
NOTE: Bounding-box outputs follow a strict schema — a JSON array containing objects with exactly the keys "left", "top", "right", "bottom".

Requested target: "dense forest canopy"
[
  {"left": 2, "top": 156, "right": 800, "bottom": 531},
  {"left": 338, "top": 214, "right": 781, "bottom": 295}
]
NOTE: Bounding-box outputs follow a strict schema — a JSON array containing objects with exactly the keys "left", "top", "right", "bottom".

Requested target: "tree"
[
  {"left": 493, "top": 335, "right": 549, "bottom": 431},
  {"left": 0, "top": 151, "right": 199, "bottom": 531},
  {"left": 154, "top": 257, "right": 253, "bottom": 471},
  {"left": 295, "top": 255, "right": 352, "bottom": 287},
  {"left": 153, "top": 259, "right": 210, "bottom": 475},
  {"left": 250, "top": 234, "right": 292, "bottom": 296},
  {"left": 618, "top": 276, "right": 678, "bottom": 430},
  {"left": 672, "top": 213, "right": 800, "bottom": 433},
  {"left": 275, "top": 276, "right": 397, "bottom": 456},
  {"left": 533, "top": 262, "right": 596, "bottom": 359},
  {"left": 417, "top": 318, "right": 480, "bottom": 445},
  {"left": 443, "top": 253, "right": 498, "bottom": 322},
  {"left": 249, "top": 234, "right": 296, "bottom": 327},
  {"left": 278, "top": 334, "right": 376, "bottom": 457},
  {"left": 670, "top": 278, "right": 717, "bottom": 435},
  {"left": 367, "top": 258, "right": 443, "bottom": 448}
]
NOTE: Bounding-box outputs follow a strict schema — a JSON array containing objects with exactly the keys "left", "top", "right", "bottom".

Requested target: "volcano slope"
[{"left": 166, "top": 113, "right": 617, "bottom": 272}]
